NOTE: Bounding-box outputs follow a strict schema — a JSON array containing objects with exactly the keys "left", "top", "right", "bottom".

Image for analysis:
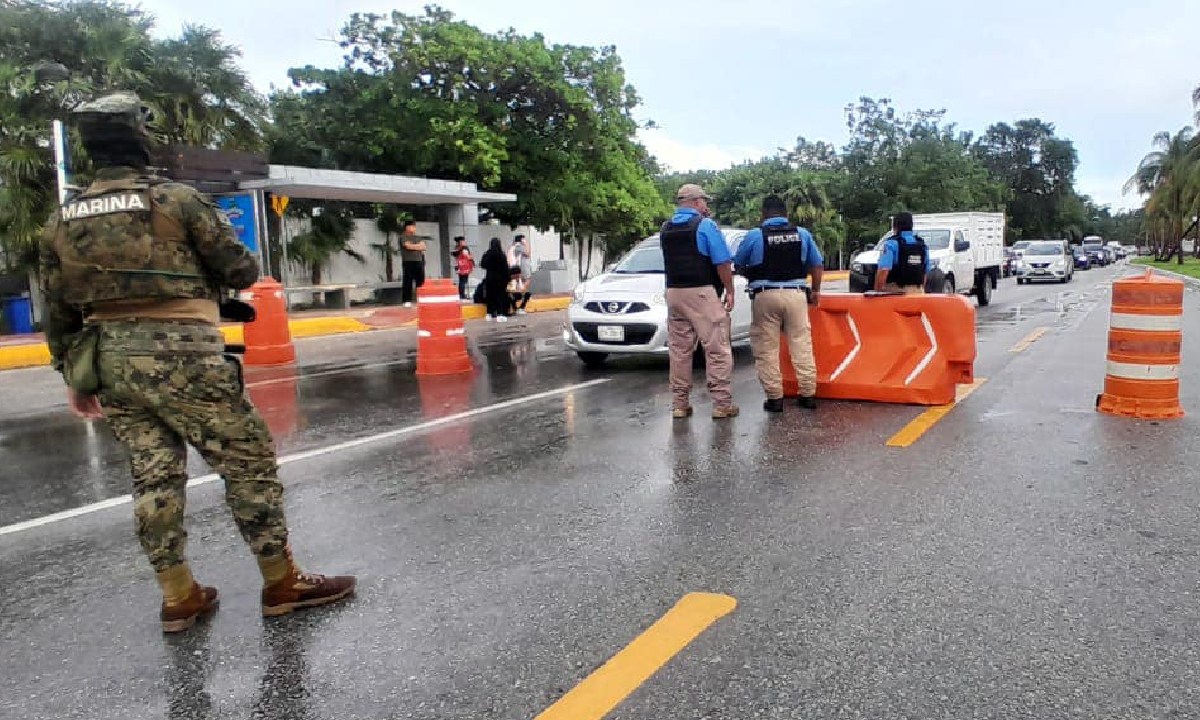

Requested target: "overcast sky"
[{"left": 138, "top": 0, "right": 1199, "bottom": 211}]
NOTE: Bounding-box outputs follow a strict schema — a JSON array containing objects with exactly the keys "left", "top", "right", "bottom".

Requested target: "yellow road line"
[
  {"left": 535, "top": 592, "right": 737, "bottom": 720},
  {"left": 885, "top": 379, "right": 988, "bottom": 448},
  {"left": 1009, "top": 326, "right": 1049, "bottom": 353}
]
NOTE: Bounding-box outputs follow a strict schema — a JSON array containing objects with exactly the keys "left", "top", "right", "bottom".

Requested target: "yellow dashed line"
[
  {"left": 886, "top": 379, "right": 988, "bottom": 448},
  {"left": 1009, "top": 326, "right": 1049, "bottom": 353},
  {"left": 535, "top": 592, "right": 737, "bottom": 720}
]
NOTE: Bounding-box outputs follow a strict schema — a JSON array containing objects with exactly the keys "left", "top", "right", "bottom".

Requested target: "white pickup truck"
[{"left": 849, "top": 212, "right": 1006, "bottom": 306}]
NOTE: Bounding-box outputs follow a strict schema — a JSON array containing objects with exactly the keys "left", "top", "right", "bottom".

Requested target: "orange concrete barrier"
[
  {"left": 781, "top": 292, "right": 976, "bottom": 405},
  {"left": 242, "top": 278, "right": 296, "bottom": 367},
  {"left": 1097, "top": 269, "right": 1184, "bottom": 419},
  {"left": 417, "top": 279, "right": 472, "bottom": 376}
]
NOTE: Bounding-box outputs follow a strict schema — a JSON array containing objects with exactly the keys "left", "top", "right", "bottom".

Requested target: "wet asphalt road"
[{"left": 4, "top": 264, "right": 1200, "bottom": 720}]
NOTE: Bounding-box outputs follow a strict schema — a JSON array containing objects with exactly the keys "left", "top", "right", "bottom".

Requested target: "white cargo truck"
[{"left": 849, "top": 211, "right": 1006, "bottom": 306}]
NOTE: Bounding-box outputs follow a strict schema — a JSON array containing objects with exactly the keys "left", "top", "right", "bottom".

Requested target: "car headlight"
[
  {"left": 571, "top": 286, "right": 586, "bottom": 305},
  {"left": 1054, "top": 259, "right": 1066, "bottom": 268},
  {"left": 649, "top": 291, "right": 665, "bottom": 306},
  {"left": 851, "top": 262, "right": 864, "bottom": 273}
]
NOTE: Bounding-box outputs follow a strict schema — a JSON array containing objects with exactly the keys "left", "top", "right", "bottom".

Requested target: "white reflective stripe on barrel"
[
  {"left": 447, "top": 328, "right": 465, "bottom": 336},
  {"left": 418, "top": 330, "right": 432, "bottom": 338},
  {"left": 418, "top": 296, "right": 462, "bottom": 304},
  {"left": 1106, "top": 361, "right": 1180, "bottom": 380},
  {"left": 1110, "top": 313, "right": 1183, "bottom": 332}
]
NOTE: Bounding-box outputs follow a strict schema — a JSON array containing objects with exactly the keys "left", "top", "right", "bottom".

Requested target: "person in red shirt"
[{"left": 451, "top": 236, "right": 475, "bottom": 299}]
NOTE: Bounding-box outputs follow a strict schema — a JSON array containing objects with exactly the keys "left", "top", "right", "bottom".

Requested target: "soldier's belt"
[{"left": 95, "top": 321, "right": 225, "bottom": 355}]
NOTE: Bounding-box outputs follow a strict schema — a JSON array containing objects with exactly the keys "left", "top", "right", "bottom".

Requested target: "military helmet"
[{"left": 72, "top": 91, "right": 153, "bottom": 168}]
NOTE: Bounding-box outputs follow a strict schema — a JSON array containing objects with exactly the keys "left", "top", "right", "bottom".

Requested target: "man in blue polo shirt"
[
  {"left": 734, "top": 195, "right": 824, "bottom": 412},
  {"left": 660, "top": 183, "right": 738, "bottom": 420},
  {"left": 874, "top": 211, "right": 930, "bottom": 294}
]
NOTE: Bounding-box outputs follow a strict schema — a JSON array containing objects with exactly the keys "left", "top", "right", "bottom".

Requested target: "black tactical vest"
[
  {"left": 661, "top": 215, "right": 721, "bottom": 294},
  {"left": 747, "top": 223, "right": 807, "bottom": 283}
]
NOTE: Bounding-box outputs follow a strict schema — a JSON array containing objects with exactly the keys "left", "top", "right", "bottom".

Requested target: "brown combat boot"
[
  {"left": 260, "top": 554, "right": 356, "bottom": 617},
  {"left": 161, "top": 584, "right": 220, "bottom": 634}
]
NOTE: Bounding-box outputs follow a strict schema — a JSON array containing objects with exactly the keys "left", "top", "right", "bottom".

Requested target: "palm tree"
[
  {"left": 371, "top": 206, "right": 406, "bottom": 282},
  {"left": 0, "top": 1, "right": 265, "bottom": 273},
  {"left": 287, "top": 206, "right": 364, "bottom": 285},
  {"left": 1124, "top": 127, "right": 1200, "bottom": 263}
]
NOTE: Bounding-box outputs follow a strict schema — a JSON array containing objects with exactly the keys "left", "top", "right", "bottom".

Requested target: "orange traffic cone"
[
  {"left": 416, "top": 279, "right": 472, "bottom": 376},
  {"left": 242, "top": 278, "right": 296, "bottom": 367},
  {"left": 1097, "top": 269, "right": 1184, "bottom": 419}
]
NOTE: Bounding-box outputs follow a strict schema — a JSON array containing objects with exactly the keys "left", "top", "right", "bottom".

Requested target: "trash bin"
[{"left": 2, "top": 294, "right": 34, "bottom": 335}]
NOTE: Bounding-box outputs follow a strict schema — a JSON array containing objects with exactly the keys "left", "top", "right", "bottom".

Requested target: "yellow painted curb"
[
  {"left": 459, "top": 296, "right": 569, "bottom": 321},
  {"left": 220, "top": 325, "right": 244, "bottom": 345},
  {"left": 0, "top": 300, "right": 569, "bottom": 371},
  {"left": 0, "top": 343, "right": 52, "bottom": 371},
  {"left": 286, "top": 316, "right": 372, "bottom": 339}
]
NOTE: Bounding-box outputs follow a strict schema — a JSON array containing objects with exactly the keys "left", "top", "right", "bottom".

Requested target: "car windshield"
[
  {"left": 1025, "top": 244, "right": 1061, "bottom": 256},
  {"left": 612, "top": 244, "right": 664, "bottom": 274},
  {"left": 1013, "top": 241, "right": 1030, "bottom": 250},
  {"left": 1082, "top": 244, "right": 1102, "bottom": 251}
]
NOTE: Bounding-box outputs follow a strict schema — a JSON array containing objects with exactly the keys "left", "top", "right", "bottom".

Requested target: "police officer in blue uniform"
[
  {"left": 733, "top": 196, "right": 824, "bottom": 412},
  {"left": 874, "top": 211, "right": 930, "bottom": 293}
]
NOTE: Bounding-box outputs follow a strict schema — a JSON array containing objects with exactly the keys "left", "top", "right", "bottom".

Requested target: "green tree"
[
  {"left": 287, "top": 204, "right": 364, "bottom": 285},
  {"left": 973, "top": 119, "right": 1082, "bottom": 242},
  {"left": 834, "top": 98, "right": 1007, "bottom": 245},
  {"left": 371, "top": 206, "right": 407, "bottom": 282},
  {"left": 0, "top": 0, "right": 264, "bottom": 271},
  {"left": 269, "top": 6, "right": 666, "bottom": 248},
  {"left": 1124, "top": 127, "right": 1198, "bottom": 263}
]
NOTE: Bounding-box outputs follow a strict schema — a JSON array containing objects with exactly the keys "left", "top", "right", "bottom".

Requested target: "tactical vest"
[
  {"left": 661, "top": 215, "right": 722, "bottom": 294},
  {"left": 52, "top": 177, "right": 215, "bottom": 309},
  {"left": 747, "top": 223, "right": 807, "bottom": 284},
  {"left": 888, "top": 234, "right": 928, "bottom": 287}
]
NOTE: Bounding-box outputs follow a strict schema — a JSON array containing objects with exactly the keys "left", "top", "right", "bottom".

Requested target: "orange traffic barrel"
[
  {"left": 416, "top": 279, "right": 472, "bottom": 375},
  {"left": 1097, "top": 269, "right": 1184, "bottom": 419},
  {"left": 242, "top": 277, "right": 296, "bottom": 367}
]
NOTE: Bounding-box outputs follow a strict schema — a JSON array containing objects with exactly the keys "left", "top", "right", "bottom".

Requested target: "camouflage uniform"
[{"left": 39, "top": 115, "right": 288, "bottom": 572}]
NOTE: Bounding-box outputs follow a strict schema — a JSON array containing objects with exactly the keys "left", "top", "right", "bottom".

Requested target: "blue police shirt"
[
  {"left": 665, "top": 208, "right": 731, "bottom": 265},
  {"left": 733, "top": 218, "right": 824, "bottom": 290},
  {"left": 877, "top": 230, "right": 932, "bottom": 273}
]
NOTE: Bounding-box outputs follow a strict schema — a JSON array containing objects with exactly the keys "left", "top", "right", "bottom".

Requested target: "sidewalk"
[{"left": 0, "top": 294, "right": 571, "bottom": 370}]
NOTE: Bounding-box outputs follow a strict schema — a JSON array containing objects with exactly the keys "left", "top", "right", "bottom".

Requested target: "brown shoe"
[
  {"left": 262, "top": 569, "right": 356, "bottom": 618},
  {"left": 672, "top": 406, "right": 694, "bottom": 419},
  {"left": 712, "top": 405, "right": 740, "bottom": 419},
  {"left": 161, "top": 584, "right": 219, "bottom": 634}
]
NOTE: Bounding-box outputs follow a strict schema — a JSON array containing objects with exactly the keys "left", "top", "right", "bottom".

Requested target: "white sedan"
[{"left": 564, "top": 231, "right": 752, "bottom": 368}]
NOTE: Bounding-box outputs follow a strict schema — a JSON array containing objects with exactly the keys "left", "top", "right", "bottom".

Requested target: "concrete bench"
[{"left": 286, "top": 282, "right": 407, "bottom": 309}]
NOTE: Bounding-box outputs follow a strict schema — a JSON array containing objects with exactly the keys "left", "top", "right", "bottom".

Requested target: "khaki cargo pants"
[
  {"left": 749, "top": 288, "right": 816, "bottom": 399},
  {"left": 666, "top": 286, "right": 734, "bottom": 411}
]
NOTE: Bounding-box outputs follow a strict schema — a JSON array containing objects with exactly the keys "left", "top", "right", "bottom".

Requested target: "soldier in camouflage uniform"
[{"left": 38, "top": 92, "right": 355, "bottom": 633}]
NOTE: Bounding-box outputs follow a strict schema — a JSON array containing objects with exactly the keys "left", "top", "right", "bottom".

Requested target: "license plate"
[
  {"left": 597, "top": 325, "right": 625, "bottom": 342},
  {"left": 1034, "top": 269, "right": 1047, "bottom": 275}
]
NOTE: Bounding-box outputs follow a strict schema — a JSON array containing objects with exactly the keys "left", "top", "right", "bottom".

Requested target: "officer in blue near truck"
[{"left": 873, "top": 211, "right": 930, "bottom": 294}]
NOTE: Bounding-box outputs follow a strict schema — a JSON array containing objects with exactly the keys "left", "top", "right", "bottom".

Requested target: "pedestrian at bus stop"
[
  {"left": 660, "top": 183, "right": 739, "bottom": 419},
  {"left": 508, "top": 234, "right": 533, "bottom": 314},
  {"left": 733, "top": 195, "right": 824, "bottom": 412},
  {"left": 37, "top": 92, "right": 355, "bottom": 633},
  {"left": 451, "top": 236, "right": 474, "bottom": 300},
  {"left": 874, "top": 211, "right": 930, "bottom": 294},
  {"left": 481, "top": 237, "right": 512, "bottom": 322},
  {"left": 400, "top": 220, "right": 428, "bottom": 306}
]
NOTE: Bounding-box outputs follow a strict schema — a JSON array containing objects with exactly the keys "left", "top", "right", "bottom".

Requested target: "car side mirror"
[{"left": 955, "top": 239, "right": 970, "bottom": 252}]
